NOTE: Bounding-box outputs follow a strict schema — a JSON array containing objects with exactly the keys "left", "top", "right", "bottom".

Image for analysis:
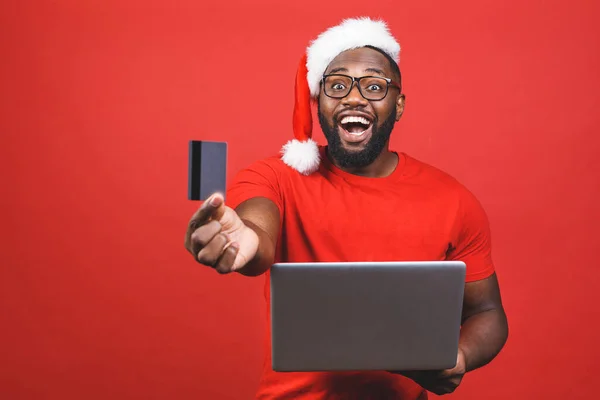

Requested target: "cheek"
[
  {"left": 373, "top": 101, "right": 396, "bottom": 122},
  {"left": 318, "top": 97, "right": 338, "bottom": 120}
]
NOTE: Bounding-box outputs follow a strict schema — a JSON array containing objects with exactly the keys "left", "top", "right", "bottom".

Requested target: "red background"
[{"left": 1, "top": 0, "right": 599, "bottom": 399}]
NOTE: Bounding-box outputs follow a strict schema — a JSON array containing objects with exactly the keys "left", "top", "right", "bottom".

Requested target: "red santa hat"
[{"left": 281, "top": 17, "right": 401, "bottom": 175}]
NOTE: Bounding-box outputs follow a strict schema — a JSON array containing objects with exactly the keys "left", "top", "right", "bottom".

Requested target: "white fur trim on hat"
[
  {"left": 306, "top": 17, "right": 401, "bottom": 97},
  {"left": 281, "top": 138, "right": 320, "bottom": 175}
]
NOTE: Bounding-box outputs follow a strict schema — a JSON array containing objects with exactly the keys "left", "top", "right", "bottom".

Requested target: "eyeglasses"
[{"left": 321, "top": 74, "right": 401, "bottom": 101}]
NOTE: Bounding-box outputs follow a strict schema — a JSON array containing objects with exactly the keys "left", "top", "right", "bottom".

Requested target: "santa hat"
[{"left": 281, "top": 17, "right": 401, "bottom": 175}]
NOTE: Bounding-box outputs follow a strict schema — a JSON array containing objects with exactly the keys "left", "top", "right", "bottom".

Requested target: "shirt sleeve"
[
  {"left": 447, "top": 187, "right": 496, "bottom": 282},
  {"left": 225, "top": 157, "right": 285, "bottom": 221}
]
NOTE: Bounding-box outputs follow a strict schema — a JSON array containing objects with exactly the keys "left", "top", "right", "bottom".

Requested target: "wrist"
[
  {"left": 458, "top": 345, "right": 470, "bottom": 372},
  {"left": 237, "top": 221, "right": 271, "bottom": 276}
]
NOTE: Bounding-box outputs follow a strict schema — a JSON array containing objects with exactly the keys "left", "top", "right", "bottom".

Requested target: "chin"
[{"left": 340, "top": 142, "right": 369, "bottom": 153}]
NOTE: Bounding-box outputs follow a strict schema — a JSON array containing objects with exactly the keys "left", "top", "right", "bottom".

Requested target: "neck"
[{"left": 327, "top": 144, "right": 398, "bottom": 178}]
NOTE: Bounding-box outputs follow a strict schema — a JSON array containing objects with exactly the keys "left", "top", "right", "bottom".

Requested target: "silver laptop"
[{"left": 270, "top": 261, "right": 466, "bottom": 372}]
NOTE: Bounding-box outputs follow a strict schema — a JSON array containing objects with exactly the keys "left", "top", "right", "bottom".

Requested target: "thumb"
[
  {"left": 204, "top": 193, "right": 243, "bottom": 232},
  {"left": 205, "top": 192, "right": 226, "bottom": 221},
  {"left": 190, "top": 192, "right": 226, "bottom": 225}
]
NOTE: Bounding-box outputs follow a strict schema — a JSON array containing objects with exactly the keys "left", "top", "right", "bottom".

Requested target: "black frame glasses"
[{"left": 321, "top": 73, "right": 402, "bottom": 101}]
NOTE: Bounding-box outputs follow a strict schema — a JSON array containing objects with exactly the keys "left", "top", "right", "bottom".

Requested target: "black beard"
[{"left": 318, "top": 103, "right": 397, "bottom": 169}]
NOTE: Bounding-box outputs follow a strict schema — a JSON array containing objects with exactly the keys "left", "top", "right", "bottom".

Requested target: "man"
[{"left": 185, "top": 17, "right": 508, "bottom": 399}]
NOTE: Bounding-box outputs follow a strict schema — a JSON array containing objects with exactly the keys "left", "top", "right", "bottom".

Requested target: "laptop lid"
[{"left": 270, "top": 261, "right": 466, "bottom": 372}]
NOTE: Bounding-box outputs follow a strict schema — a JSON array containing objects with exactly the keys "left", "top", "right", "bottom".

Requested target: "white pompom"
[{"left": 281, "top": 138, "right": 320, "bottom": 175}]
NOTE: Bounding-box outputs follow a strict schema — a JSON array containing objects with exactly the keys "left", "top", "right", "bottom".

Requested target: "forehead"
[{"left": 324, "top": 47, "right": 392, "bottom": 76}]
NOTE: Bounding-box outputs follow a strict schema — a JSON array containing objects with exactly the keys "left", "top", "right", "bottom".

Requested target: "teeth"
[{"left": 340, "top": 116, "right": 370, "bottom": 126}]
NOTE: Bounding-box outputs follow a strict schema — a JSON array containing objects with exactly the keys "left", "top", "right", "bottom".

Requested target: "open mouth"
[
  {"left": 339, "top": 115, "right": 372, "bottom": 135},
  {"left": 338, "top": 115, "right": 373, "bottom": 144}
]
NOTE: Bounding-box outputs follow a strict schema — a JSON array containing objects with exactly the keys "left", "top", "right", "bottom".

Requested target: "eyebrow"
[
  {"left": 327, "top": 67, "right": 387, "bottom": 76},
  {"left": 328, "top": 67, "right": 348, "bottom": 74},
  {"left": 364, "top": 67, "right": 386, "bottom": 76}
]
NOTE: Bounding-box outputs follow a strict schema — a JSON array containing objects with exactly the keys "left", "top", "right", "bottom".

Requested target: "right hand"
[{"left": 184, "top": 193, "right": 259, "bottom": 274}]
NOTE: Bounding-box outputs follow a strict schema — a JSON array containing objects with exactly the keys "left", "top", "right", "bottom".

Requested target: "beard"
[{"left": 318, "top": 103, "right": 397, "bottom": 169}]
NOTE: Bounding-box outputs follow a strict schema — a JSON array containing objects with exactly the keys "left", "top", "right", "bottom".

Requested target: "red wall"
[{"left": 2, "top": 1, "right": 599, "bottom": 398}]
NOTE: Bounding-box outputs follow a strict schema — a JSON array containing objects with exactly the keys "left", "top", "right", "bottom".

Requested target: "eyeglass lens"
[{"left": 323, "top": 75, "right": 389, "bottom": 100}]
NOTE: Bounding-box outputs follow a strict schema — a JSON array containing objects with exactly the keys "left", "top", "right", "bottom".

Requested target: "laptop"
[{"left": 270, "top": 261, "right": 466, "bottom": 372}]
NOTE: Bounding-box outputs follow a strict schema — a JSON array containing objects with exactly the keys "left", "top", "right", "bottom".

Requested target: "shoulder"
[
  {"left": 227, "top": 153, "right": 298, "bottom": 210},
  {"left": 230, "top": 153, "right": 292, "bottom": 183},
  {"left": 400, "top": 153, "right": 488, "bottom": 218},
  {"left": 402, "top": 153, "right": 470, "bottom": 193},
  {"left": 240, "top": 153, "right": 294, "bottom": 174}
]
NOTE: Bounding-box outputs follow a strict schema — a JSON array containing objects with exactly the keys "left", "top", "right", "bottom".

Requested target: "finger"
[
  {"left": 188, "top": 193, "right": 226, "bottom": 231},
  {"left": 190, "top": 220, "right": 222, "bottom": 255},
  {"left": 429, "top": 383, "right": 457, "bottom": 395},
  {"left": 196, "top": 232, "right": 229, "bottom": 266},
  {"left": 209, "top": 193, "right": 227, "bottom": 221},
  {"left": 214, "top": 242, "right": 240, "bottom": 274},
  {"left": 403, "top": 372, "right": 458, "bottom": 396}
]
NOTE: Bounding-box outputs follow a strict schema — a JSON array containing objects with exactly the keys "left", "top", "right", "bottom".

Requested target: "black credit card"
[{"left": 188, "top": 140, "right": 227, "bottom": 201}]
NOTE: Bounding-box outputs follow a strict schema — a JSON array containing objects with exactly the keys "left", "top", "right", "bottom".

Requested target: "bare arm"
[
  {"left": 234, "top": 197, "right": 280, "bottom": 277},
  {"left": 392, "top": 273, "right": 508, "bottom": 395},
  {"left": 185, "top": 194, "right": 279, "bottom": 276},
  {"left": 459, "top": 273, "right": 509, "bottom": 371}
]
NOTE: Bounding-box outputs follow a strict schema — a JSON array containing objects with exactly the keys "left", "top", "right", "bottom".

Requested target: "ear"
[
  {"left": 313, "top": 94, "right": 321, "bottom": 112},
  {"left": 395, "top": 94, "right": 406, "bottom": 121}
]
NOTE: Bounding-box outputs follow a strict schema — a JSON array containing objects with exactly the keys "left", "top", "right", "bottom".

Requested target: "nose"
[{"left": 341, "top": 81, "right": 368, "bottom": 106}]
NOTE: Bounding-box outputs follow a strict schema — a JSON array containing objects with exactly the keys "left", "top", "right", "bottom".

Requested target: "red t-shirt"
[{"left": 226, "top": 146, "right": 495, "bottom": 400}]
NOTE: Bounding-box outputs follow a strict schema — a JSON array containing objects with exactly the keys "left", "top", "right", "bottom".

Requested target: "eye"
[
  {"left": 366, "top": 84, "right": 383, "bottom": 91},
  {"left": 331, "top": 83, "right": 346, "bottom": 90}
]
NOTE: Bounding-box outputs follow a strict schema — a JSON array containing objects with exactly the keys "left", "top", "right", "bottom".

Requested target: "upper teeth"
[{"left": 341, "top": 116, "right": 370, "bottom": 125}]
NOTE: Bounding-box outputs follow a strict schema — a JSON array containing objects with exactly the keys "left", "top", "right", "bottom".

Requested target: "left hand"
[{"left": 390, "top": 348, "right": 467, "bottom": 395}]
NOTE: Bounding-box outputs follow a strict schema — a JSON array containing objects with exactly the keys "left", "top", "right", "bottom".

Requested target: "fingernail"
[{"left": 210, "top": 194, "right": 222, "bottom": 206}]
